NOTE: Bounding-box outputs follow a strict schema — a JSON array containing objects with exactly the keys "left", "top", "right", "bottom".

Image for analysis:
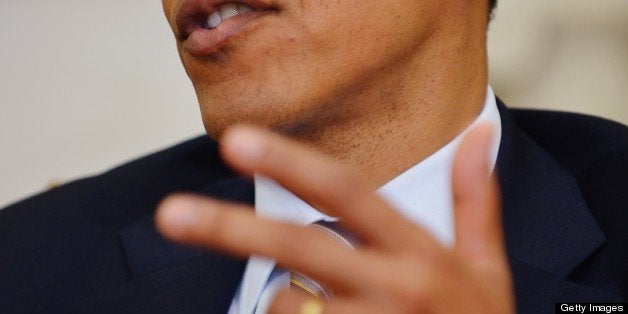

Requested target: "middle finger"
[
  {"left": 220, "top": 126, "right": 437, "bottom": 252},
  {"left": 156, "top": 194, "right": 371, "bottom": 292}
]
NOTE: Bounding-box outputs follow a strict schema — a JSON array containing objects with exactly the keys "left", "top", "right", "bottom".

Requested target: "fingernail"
[
  {"left": 462, "top": 124, "right": 494, "bottom": 183},
  {"left": 477, "top": 124, "right": 494, "bottom": 179},
  {"left": 224, "top": 127, "right": 265, "bottom": 162},
  {"left": 159, "top": 196, "right": 200, "bottom": 231}
]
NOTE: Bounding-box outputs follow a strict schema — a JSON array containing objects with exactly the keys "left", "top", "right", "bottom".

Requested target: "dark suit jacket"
[{"left": 1, "top": 102, "right": 626, "bottom": 313}]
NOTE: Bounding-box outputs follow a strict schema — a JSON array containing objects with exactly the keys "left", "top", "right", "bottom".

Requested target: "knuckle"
[
  {"left": 326, "top": 170, "right": 370, "bottom": 205},
  {"left": 199, "top": 206, "right": 229, "bottom": 240},
  {"left": 270, "top": 225, "right": 314, "bottom": 257},
  {"left": 388, "top": 258, "right": 438, "bottom": 309}
]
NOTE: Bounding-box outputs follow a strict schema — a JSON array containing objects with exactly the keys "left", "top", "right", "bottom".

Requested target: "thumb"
[{"left": 452, "top": 123, "right": 505, "bottom": 267}]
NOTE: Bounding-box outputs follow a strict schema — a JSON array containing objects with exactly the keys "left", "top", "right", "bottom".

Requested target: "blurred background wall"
[{"left": 1, "top": 0, "right": 627, "bottom": 208}]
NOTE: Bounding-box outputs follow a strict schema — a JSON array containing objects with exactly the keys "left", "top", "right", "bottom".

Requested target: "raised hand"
[{"left": 156, "top": 124, "right": 514, "bottom": 313}]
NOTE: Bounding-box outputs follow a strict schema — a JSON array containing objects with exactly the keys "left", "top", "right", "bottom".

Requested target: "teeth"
[
  {"left": 207, "top": 11, "right": 221, "bottom": 29},
  {"left": 238, "top": 4, "right": 252, "bottom": 13},
  {"left": 206, "top": 3, "right": 254, "bottom": 29},
  {"left": 220, "top": 3, "right": 239, "bottom": 20}
]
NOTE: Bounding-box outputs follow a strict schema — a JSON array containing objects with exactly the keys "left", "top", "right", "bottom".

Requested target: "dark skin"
[
  {"left": 158, "top": 0, "right": 514, "bottom": 312},
  {"left": 161, "top": 0, "right": 489, "bottom": 186}
]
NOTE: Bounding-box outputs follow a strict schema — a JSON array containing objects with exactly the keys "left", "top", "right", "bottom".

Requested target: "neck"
[{"left": 286, "top": 17, "right": 489, "bottom": 187}]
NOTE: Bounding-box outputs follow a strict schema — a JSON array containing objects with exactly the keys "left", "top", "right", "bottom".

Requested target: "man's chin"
[
  {"left": 199, "top": 106, "right": 287, "bottom": 141},
  {"left": 196, "top": 90, "right": 340, "bottom": 142}
]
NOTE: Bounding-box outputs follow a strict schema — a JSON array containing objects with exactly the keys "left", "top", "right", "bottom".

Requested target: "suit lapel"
[
  {"left": 496, "top": 102, "right": 621, "bottom": 305},
  {"left": 118, "top": 175, "right": 254, "bottom": 277},
  {"left": 84, "top": 175, "right": 255, "bottom": 313}
]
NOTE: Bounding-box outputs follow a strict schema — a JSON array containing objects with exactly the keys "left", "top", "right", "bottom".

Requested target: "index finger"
[{"left": 220, "top": 126, "right": 438, "bottom": 252}]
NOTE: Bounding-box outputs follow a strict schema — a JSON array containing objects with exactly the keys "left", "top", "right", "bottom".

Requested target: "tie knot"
[
  {"left": 310, "top": 220, "right": 359, "bottom": 249},
  {"left": 289, "top": 220, "right": 358, "bottom": 300}
]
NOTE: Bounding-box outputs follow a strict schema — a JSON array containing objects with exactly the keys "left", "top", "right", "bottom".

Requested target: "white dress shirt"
[{"left": 229, "top": 86, "right": 502, "bottom": 314}]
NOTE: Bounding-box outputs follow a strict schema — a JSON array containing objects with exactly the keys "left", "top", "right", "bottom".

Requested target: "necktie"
[{"left": 289, "top": 220, "right": 358, "bottom": 300}]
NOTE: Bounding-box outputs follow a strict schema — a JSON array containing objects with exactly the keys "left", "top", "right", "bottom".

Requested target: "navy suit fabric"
[{"left": 0, "top": 101, "right": 626, "bottom": 313}]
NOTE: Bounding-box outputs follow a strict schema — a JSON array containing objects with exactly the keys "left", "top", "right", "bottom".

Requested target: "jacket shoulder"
[
  {"left": 511, "top": 109, "right": 628, "bottom": 297},
  {"left": 1, "top": 135, "right": 226, "bottom": 227},
  {"left": 0, "top": 135, "right": 228, "bottom": 311},
  {"left": 510, "top": 109, "right": 628, "bottom": 174}
]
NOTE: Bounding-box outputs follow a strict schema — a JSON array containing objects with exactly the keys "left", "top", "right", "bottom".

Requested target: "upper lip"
[{"left": 175, "top": 0, "right": 276, "bottom": 40}]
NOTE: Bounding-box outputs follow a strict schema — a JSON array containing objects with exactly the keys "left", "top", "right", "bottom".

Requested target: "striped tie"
[{"left": 289, "top": 220, "right": 358, "bottom": 300}]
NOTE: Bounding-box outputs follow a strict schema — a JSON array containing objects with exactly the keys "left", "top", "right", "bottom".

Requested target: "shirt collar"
[{"left": 254, "top": 86, "right": 501, "bottom": 245}]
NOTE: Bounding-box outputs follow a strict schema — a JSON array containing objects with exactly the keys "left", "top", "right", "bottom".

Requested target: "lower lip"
[{"left": 183, "top": 11, "right": 271, "bottom": 57}]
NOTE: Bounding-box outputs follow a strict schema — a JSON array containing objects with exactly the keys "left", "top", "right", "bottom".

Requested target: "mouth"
[{"left": 175, "top": 0, "right": 278, "bottom": 57}]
